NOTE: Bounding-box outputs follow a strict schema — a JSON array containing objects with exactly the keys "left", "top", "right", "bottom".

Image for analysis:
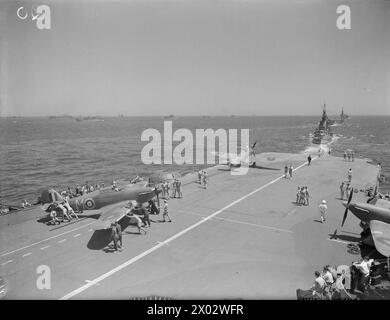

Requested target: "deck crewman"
[
  {"left": 148, "top": 199, "right": 159, "bottom": 215},
  {"left": 125, "top": 210, "right": 147, "bottom": 234},
  {"left": 304, "top": 187, "right": 310, "bottom": 206},
  {"left": 311, "top": 271, "right": 325, "bottom": 299},
  {"left": 160, "top": 182, "right": 166, "bottom": 199},
  {"left": 164, "top": 181, "right": 170, "bottom": 199},
  {"left": 353, "top": 256, "right": 374, "bottom": 292},
  {"left": 289, "top": 165, "right": 293, "bottom": 179},
  {"left": 300, "top": 187, "right": 305, "bottom": 205},
  {"left": 202, "top": 171, "right": 208, "bottom": 189},
  {"left": 176, "top": 179, "right": 182, "bottom": 198},
  {"left": 172, "top": 180, "right": 177, "bottom": 198},
  {"left": 141, "top": 205, "right": 151, "bottom": 227},
  {"left": 319, "top": 200, "right": 327, "bottom": 223},
  {"left": 110, "top": 222, "right": 120, "bottom": 252},
  {"left": 63, "top": 193, "right": 78, "bottom": 219},
  {"left": 115, "top": 221, "right": 123, "bottom": 250},
  {"left": 162, "top": 200, "right": 172, "bottom": 222},
  {"left": 296, "top": 187, "right": 301, "bottom": 205}
]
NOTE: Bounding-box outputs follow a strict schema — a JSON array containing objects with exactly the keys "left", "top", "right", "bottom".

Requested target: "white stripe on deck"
[
  {"left": 58, "top": 239, "right": 67, "bottom": 243},
  {"left": 1, "top": 260, "right": 13, "bottom": 266},
  {"left": 22, "top": 252, "right": 32, "bottom": 258},
  {"left": 73, "top": 233, "right": 81, "bottom": 238},
  {"left": 40, "top": 246, "right": 50, "bottom": 250},
  {"left": 0, "top": 221, "right": 96, "bottom": 258},
  {"left": 172, "top": 209, "right": 293, "bottom": 234},
  {"left": 60, "top": 158, "right": 312, "bottom": 300},
  {"left": 85, "top": 280, "right": 100, "bottom": 286}
]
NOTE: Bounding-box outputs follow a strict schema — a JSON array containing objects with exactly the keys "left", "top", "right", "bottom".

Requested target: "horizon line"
[{"left": 1, "top": 114, "right": 389, "bottom": 118}]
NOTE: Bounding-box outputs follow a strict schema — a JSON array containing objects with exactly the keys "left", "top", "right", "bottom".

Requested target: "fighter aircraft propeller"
[{"left": 341, "top": 190, "right": 354, "bottom": 227}]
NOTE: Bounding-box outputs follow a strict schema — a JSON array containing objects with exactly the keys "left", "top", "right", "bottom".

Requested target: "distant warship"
[
  {"left": 339, "top": 108, "right": 349, "bottom": 123},
  {"left": 75, "top": 116, "right": 104, "bottom": 122},
  {"left": 312, "top": 103, "right": 333, "bottom": 145}
]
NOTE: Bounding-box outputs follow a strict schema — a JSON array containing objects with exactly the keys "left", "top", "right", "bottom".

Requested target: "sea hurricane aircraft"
[
  {"left": 38, "top": 181, "right": 161, "bottom": 230},
  {"left": 212, "top": 142, "right": 256, "bottom": 170},
  {"left": 340, "top": 190, "right": 390, "bottom": 257}
]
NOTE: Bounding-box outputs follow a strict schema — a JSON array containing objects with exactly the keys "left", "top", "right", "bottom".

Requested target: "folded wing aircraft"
[
  {"left": 341, "top": 192, "right": 390, "bottom": 257},
  {"left": 212, "top": 146, "right": 251, "bottom": 169}
]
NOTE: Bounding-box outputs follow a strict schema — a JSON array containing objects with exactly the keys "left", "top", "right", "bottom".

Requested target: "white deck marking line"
[
  {"left": 60, "top": 158, "right": 312, "bottom": 300},
  {"left": 85, "top": 280, "right": 100, "bottom": 286},
  {"left": 73, "top": 233, "right": 81, "bottom": 238},
  {"left": 0, "top": 221, "right": 96, "bottom": 258},
  {"left": 40, "top": 245, "right": 50, "bottom": 250},
  {"left": 211, "top": 216, "right": 293, "bottom": 233},
  {"left": 58, "top": 239, "right": 67, "bottom": 243},
  {"left": 22, "top": 252, "right": 32, "bottom": 257},
  {"left": 172, "top": 209, "right": 293, "bottom": 234},
  {"left": 1, "top": 260, "right": 13, "bottom": 266},
  {"left": 288, "top": 208, "right": 297, "bottom": 216},
  {"left": 88, "top": 229, "right": 93, "bottom": 232}
]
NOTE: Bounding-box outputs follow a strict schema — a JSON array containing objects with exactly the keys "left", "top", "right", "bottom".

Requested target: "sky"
[{"left": 0, "top": 0, "right": 389, "bottom": 116}]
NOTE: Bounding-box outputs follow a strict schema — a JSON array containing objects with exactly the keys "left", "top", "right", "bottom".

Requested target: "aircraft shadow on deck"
[
  {"left": 328, "top": 232, "right": 361, "bottom": 243},
  {"left": 37, "top": 216, "right": 52, "bottom": 224},
  {"left": 87, "top": 217, "right": 131, "bottom": 250},
  {"left": 37, "top": 212, "right": 101, "bottom": 225}
]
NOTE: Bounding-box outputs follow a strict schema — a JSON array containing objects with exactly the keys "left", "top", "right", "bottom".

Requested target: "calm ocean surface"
[{"left": 0, "top": 116, "right": 389, "bottom": 204}]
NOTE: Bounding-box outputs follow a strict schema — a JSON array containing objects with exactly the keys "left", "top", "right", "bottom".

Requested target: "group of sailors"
[
  {"left": 344, "top": 150, "right": 355, "bottom": 162},
  {"left": 160, "top": 179, "right": 183, "bottom": 199},
  {"left": 340, "top": 181, "right": 354, "bottom": 200},
  {"left": 295, "top": 186, "right": 310, "bottom": 206},
  {"left": 21, "top": 199, "right": 32, "bottom": 208},
  {"left": 47, "top": 191, "right": 79, "bottom": 225},
  {"left": 0, "top": 205, "right": 12, "bottom": 215},
  {"left": 62, "top": 182, "right": 105, "bottom": 199},
  {"left": 108, "top": 198, "right": 172, "bottom": 252},
  {"left": 298, "top": 256, "right": 377, "bottom": 299},
  {"left": 197, "top": 170, "right": 209, "bottom": 189},
  {"left": 317, "top": 147, "right": 331, "bottom": 158}
]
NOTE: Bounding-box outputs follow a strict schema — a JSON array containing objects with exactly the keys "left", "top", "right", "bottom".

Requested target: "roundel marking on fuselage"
[{"left": 84, "top": 198, "right": 95, "bottom": 209}]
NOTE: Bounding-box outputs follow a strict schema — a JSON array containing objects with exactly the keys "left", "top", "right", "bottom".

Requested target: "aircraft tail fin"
[{"left": 39, "top": 188, "right": 63, "bottom": 204}]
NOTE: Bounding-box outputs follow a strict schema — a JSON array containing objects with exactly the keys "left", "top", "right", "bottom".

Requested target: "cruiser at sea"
[{"left": 312, "top": 103, "right": 333, "bottom": 144}]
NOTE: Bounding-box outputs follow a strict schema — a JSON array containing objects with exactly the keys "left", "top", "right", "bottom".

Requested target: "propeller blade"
[
  {"left": 341, "top": 207, "right": 348, "bottom": 227},
  {"left": 373, "top": 185, "right": 378, "bottom": 196},
  {"left": 347, "top": 188, "right": 353, "bottom": 204}
]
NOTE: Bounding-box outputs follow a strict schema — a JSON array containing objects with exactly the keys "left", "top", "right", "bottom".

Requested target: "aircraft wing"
[
  {"left": 374, "top": 199, "right": 390, "bottom": 211},
  {"left": 369, "top": 220, "right": 390, "bottom": 257},
  {"left": 93, "top": 202, "right": 129, "bottom": 230}
]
